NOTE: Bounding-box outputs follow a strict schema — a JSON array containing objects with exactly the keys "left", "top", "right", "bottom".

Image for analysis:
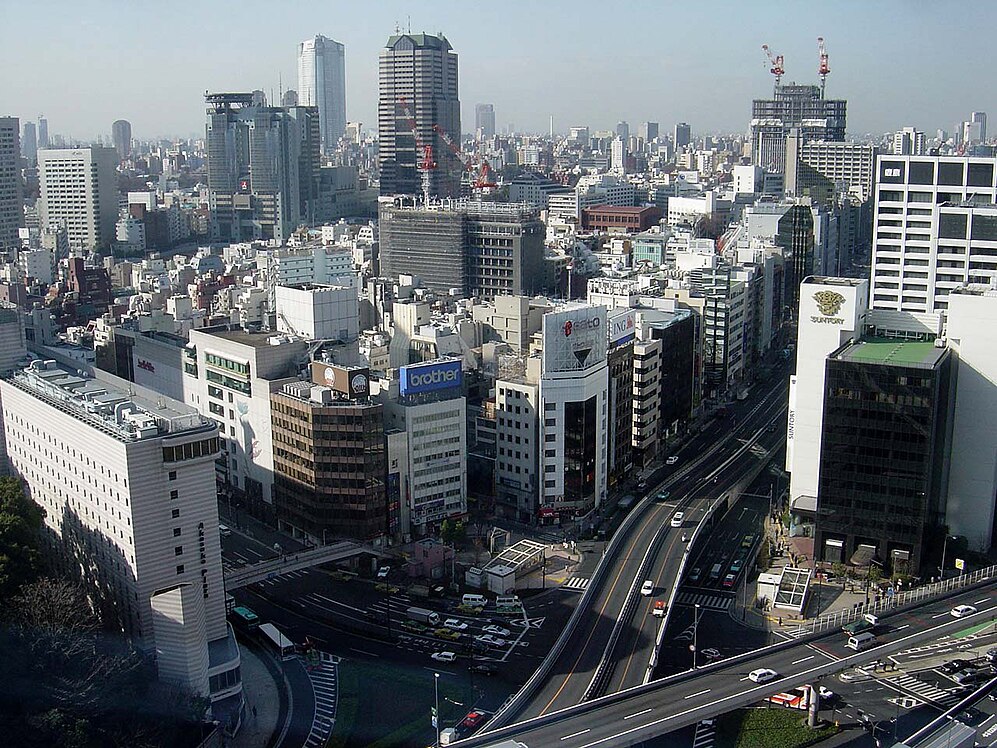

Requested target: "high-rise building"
[
  {"left": 378, "top": 199, "right": 545, "bottom": 299},
  {"left": 615, "top": 121, "right": 630, "bottom": 141},
  {"left": 112, "top": 119, "right": 132, "bottom": 160},
  {"left": 751, "top": 84, "right": 846, "bottom": 173},
  {"left": 785, "top": 131, "right": 875, "bottom": 201},
  {"left": 972, "top": 111, "right": 988, "bottom": 143},
  {"left": 776, "top": 201, "right": 816, "bottom": 315},
  {"left": 892, "top": 126, "right": 925, "bottom": 156},
  {"left": 475, "top": 103, "right": 495, "bottom": 139},
  {"left": 37, "top": 146, "right": 118, "bottom": 251},
  {"left": 21, "top": 121, "right": 37, "bottom": 164},
  {"left": 0, "top": 117, "right": 23, "bottom": 251},
  {"left": 298, "top": 35, "right": 347, "bottom": 154},
  {"left": 0, "top": 360, "right": 241, "bottom": 704},
  {"left": 204, "top": 92, "right": 320, "bottom": 243},
  {"left": 37, "top": 116, "right": 48, "bottom": 148},
  {"left": 870, "top": 155, "right": 997, "bottom": 314},
  {"left": 640, "top": 122, "right": 659, "bottom": 142},
  {"left": 674, "top": 122, "right": 691, "bottom": 149},
  {"left": 378, "top": 32, "right": 461, "bottom": 199},
  {"left": 281, "top": 89, "right": 299, "bottom": 107}
]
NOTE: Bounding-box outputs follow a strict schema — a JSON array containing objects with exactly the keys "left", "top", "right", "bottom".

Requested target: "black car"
[
  {"left": 469, "top": 663, "right": 497, "bottom": 675},
  {"left": 940, "top": 659, "right": 973, "bottom": 675}
]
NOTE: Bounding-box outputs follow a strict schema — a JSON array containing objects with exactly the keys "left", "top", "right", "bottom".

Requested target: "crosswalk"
[
  {"left": 675, "top": 590, "right": 734, "bottom": 611},
  {"left": 886, "top": 673, "right": 964, "bottom": 708},
  {"left": 692, "top": 719, "right": 716, "bottom": 748},
  {"left": 563, "top": 577, "right": 590, "bottom": 591},
  {"left": 304, "top": 653, "right": 338, "bottom": 748},
  {"left": 257, "top": 568, "right": 312, "bottom": 586}
]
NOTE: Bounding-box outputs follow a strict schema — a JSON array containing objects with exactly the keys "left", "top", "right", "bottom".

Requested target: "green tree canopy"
[{"left": 0, "top": 477, "right": 44, "bottom": 602}]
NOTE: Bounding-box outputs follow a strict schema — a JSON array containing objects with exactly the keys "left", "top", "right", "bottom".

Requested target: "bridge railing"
[
  {"left": 787, "top": 562, "right": 997, "bottom": 637},
  {"left": 223, "top": 540, "right": 374, "bottom": 590}
]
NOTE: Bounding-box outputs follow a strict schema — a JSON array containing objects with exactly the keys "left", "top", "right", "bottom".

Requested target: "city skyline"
[{"left": 3, "top": 0, "right": 997, "bottom": 141}]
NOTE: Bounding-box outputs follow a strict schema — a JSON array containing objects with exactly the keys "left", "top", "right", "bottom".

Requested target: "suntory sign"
[
  {"left": 310, "top": 362, "right": 370, "bottom": 397},
  {"left": 810, "top": 290, "right": 846, "bottom": 325}
]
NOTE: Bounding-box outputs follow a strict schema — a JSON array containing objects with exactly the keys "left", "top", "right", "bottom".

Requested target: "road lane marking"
[
  {"left": 932, "top": 612, "right": 949, "bottom": 619},
  {"left": 792, "top": 656, "right": 814, "bottom": 664},
  {"left": 895, "top": 624, "right": 909, "bottom": 631},
  {"left": 975, "top": 598, "right": 991, "bottom": 604},
  {"left": 561, "top": 729, "right": 591, "bottom": 740},
  {"left": 624, "top": 709, "right": 652, "bottom": 720},
  {"left": 684, "top": 689, "right": 711, "bottom": 699},
  {"left": 350, "top": 647, "right": 379, "bottom": 657}
]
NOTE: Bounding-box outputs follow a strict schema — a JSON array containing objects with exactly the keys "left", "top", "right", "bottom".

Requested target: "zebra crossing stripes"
[
  {"left": 563, "top": 577, "right": 590, "bottom": 591},
  {"left": 887, "top": 674, "right": 963, "bottom": 707},
  {"left": 675, "top": 591, "right": 734, "bottom": 611},
  {"left": 304, "top": 653, "right": 338, "bottom": 748},
  {"left": 692, "top": 719, "right": 716, "bottom": 748}
]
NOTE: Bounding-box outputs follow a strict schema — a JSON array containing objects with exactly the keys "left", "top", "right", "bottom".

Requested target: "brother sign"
[{"left": 400, "top": 360, "right": 463, "bottom": 396}]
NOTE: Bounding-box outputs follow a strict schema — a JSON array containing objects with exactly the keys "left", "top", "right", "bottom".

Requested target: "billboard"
[
  {"left": 542, "top": 306, "right": 608, "bottom": 374},
  {"left": 310, "top": 362, "right": 370, "bottom": 398},
  {"left": 607, "top": 309, "right": 637, "bottom": 347},
  {"left": 399, "top": 359, "right": 463, "bottom": 396}
]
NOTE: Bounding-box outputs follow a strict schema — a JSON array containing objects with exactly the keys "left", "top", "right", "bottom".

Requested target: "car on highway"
[
  {"left": 656, "top": 491, "right": 671, "bottom": 500},
  {"left": 940, "top": 659, "right": 973, "bottom": 675},
  {"left": 483, "top": 624, "right": 511, "bottom": 636},
  {"left": 469, "top": 663, "right": 497, "bottom": 675},
  {"left": 988, "top": 648, "right": 997, "bottom": 663},
  {"left": 818, "top": 685, "right": 836, "bottom": 702},
  {"left": 376, "top": 565, "right": 391, "bottom": 579},
  {"left": 461, "top": 710, "right": 489, "bottom": 730},
  {"left": 652, "top": 600, "right": 666, "bottom": 617},
  {"left": 670, "top": 512, "right": 684, "bottom": 527},
  {"left": 218, "top": 524, "right": 232, "bottom": 537},
  {"left": 434, "top": 628, "right": 461, "bottom": 641},
  {"left": 666, "top": 456, "right": 679, "bottom": 465},
  {"left": 838, "top": 668, "right": 872, "bottom": 683},
  {"left": 432, "top": 651, "right": 456, "bottom": 662},
  {"left": 748, "top": 668, "right": 778, "bottom": 683},
  {"left": 722, "top": 573, "right": 736, "bottom": 589},
  {"left": 640, "top": 580, "right": 655, "bottom": 596},
  {"left": 444, "top": 618, "right": 468, "bottom": 631},
  {"left": 475, "top": 634, "right": 507, "bottom": 647},
  {"left": 951, "top": 604, "right": 978, "bottom": 618},
  {"left": 688, "top": 567, "right": 703, "bottom": 583},
  {"left": 740, "top": 534, "right": 755, "bottom": 549},
  {"left": 730, "top": 558, "right": 744, "bottom": 574},
  {"left": 954, "top": 669, "right": 992, "bottom": 686}
]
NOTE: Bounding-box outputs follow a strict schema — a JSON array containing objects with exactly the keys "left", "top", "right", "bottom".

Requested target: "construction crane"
[
  {"left": 397, "top": 96, "right": 435, "bottom": 205},
  {"left": 432, "top": 123, "right": 497, "bottom": 192},
  {"left": 761, "top": 44, "right": 785, "bottom": 87},
  {"left": 817, "top": 37, "right": 830, "bottom": 96}
]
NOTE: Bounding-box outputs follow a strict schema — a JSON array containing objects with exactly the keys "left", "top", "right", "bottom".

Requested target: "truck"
[
  {"left": 406, "top": 606, "right": 441, "bottom": 626},
  {"left": 842, "top": 613, "right": 879, "bottom": 636}
]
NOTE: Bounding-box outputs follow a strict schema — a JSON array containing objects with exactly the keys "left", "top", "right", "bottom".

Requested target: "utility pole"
[
  {"left": 434, "top": 672, "right": 440, "bottom": 747},
  {"left": 692, "top": 603, "right": 701, "bottom": 669}
]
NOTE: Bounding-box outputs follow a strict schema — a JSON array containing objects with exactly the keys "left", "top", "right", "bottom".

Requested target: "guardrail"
[
  {"left": 787, "top": 562, "right": 997, "bottom": 638},
  {"left": 223, "top": 540, "right": 375, "bottom": 590}
]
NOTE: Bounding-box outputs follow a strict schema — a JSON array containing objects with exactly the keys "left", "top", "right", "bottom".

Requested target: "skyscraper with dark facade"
[
  {"left": 0, "top": 117, "right": 23, "bottom": 251},
  {"left": 751, "top": 84, "right": 846, "bottom": 173},
  {"left": 112, "top": 119, "right": 132, "bottom": 160},
  {"left": 378, "top": 33, "right": 461, "bottom": 199},
  {"left": 204, "top": 93, "right": 319, "bottom": 242},
  {"left": 814, "top": 338, "right": 951, "bottom": 575},
  {"left": 475, "top": 103, "right": 495, "bottom": 139}
]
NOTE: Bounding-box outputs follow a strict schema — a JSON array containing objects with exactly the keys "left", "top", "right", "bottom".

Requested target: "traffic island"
[{"left": 715, "top": 707, "right": 840, "bottom": 748}]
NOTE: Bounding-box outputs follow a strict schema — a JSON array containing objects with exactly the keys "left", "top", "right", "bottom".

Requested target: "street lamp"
[
  {"left": 692, "top": 603, "right": 702, "bottom": 669},
  {"left": 434, "top": 671, "right": 440, "bottom": 748},
  {"left": 940, "top": 534, "right": 957, "bottom": 580}
]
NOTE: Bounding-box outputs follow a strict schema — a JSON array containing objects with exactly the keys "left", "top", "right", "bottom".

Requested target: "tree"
[
  {"left": 440, "top": 519, "right": 454, "bottom": 544},
  {"left": 867, "top": 564, "right": 883, "bottom": 587},
  {"left": 0, "top": 477, "right": 45, "bottom": 601}
]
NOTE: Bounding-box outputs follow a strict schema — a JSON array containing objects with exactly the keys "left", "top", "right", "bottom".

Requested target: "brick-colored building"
[{"left": 581, "top": 204, "right": 663, "bottom": 233}]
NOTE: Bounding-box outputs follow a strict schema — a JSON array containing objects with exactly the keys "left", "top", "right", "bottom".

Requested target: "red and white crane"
[
  {"left": 397, "top": 96, "right": 435, "bottom": 205},
  {"left": 432, "top": 123, "right": 497, "bottom": 192},
  {"left": 817, "top": 37, "right": 831, "bottom": 96},
  {"left": 761, "top": 44, "right": 785, "bottom": 87}
]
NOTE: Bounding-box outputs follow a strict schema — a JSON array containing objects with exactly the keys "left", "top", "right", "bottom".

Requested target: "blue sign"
[{"left": 400, "top": 359, "right": 463, "bottom": 396}]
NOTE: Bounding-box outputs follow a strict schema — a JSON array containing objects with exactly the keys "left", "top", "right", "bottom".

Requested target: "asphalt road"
[
  {"left": 458, "top": 582, "right": 997, "bottom": 747},
  {"left": 513, "top": 366, "right": 793, "bottom": 719}
]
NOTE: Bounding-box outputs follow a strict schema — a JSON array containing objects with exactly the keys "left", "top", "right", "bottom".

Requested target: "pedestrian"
[{"left": 252, "top": 705, "right": 257, "bottom": 719}]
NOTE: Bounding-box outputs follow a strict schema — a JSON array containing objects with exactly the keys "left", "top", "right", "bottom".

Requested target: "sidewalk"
[
  {"left": 219, "top": 504, "right": 306, "bottom": 554},
  {"left": 229, "top": 645, "right": 282, "bottom": 748}
]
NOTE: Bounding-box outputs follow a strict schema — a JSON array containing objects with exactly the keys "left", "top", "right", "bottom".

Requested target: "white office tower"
[
  {"left": 275, "top": 282, "right": 359, "bottom": 341},
  {"left": 944, "top": 287, "right": 997, "bottom": 551},
  {"left": 870, "top": 155, "right": 997, "bottom": 315},
  {"left": 298, "top": 35, "right": 347, "bottom": 153},
  {"left": 0, "top": 361, "right": 241, "bottom": 707},
  {"left": 38, "top": 146, "right": 118, "bottom": 251},
  {"left": 786, "top": 277, "right": 868, "bottom": 512},
  {"left": 892, "top": 127, "right": 925, "bottom": 156},
  {"left": 0, "top": 117, "right": 23, "bottom": 251},
  {"left": 538, "top": 304, "right": 609, "bottom": 517}
]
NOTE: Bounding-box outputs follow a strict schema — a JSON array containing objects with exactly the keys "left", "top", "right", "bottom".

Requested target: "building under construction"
[{"left": 378, "top": 198, "right": 546, "bottom": 300}]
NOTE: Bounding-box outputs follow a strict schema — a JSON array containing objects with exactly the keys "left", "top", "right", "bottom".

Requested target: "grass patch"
[
  {"left": 327, "top": 659, "right": 469, "bottom": 748},
  {"left": 716, "top": 707, "right": 839, "bottom": 748}
]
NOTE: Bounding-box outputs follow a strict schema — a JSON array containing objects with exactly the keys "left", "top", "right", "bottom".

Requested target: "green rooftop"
[{"left": 836, "top": 337, "right": 946, "bottom": 369}]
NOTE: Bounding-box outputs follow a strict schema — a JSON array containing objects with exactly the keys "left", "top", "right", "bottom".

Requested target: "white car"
[
  {"left": 444, "top": 618, "right": 467, "bottom": 631},
  {"left": 748, "top": 668, "right": 778, "bottom": 683},
  {"left": 951, "top": 604, "right": 978, "bottom": 618},
  {"left": 376, "top": 566, "right": 390, "bottom": 579},
  {"left": 670, "top": 512, "right": 684, "bottom": 528},
  {"left": 666, "top": 456, "right": 679, "bottom": 465},
  {"left": 475, "top": 634, "right": 506, "bottom": 647},
  {"left": 431, "top": 651, "right": 456, "bottom": 662},
  {"left": 818, "top": 685, "right": 835, "bottom": 701},
  {"left": 640, "top": 580, "right": 654, "bottom": 596},
  {"left": 483, "top": 624, "right": 510, "bottom": 636}
]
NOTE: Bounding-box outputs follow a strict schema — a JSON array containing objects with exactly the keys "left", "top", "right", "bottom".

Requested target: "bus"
[
  {"left": 258, "top": 622, "right": 296, "bottom": 660},
  {"left": 229, "top": 605, "right": 260, "bottom": 633}
]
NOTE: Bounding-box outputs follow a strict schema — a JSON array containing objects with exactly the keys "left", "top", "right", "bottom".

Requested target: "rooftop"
[
  {"left": 834, "top": 337, "right": 947, "bottom": 369},
  {"left": 197, "top": 325, "right": 302, "bottom": 349}
]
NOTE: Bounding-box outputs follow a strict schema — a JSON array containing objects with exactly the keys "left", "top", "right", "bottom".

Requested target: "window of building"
[
  {"left": 173, "top": 528, "right": 181, "bottom": 537},
  {"left": 170, "top": 489, "right": 179, "bottom": 500},
  {"left": 171, "top": 508, "right": 180, "bottom": 519},
  {"left": 174, "top": 546, "right": 183, "bottom": 556},
  {"left": 176, "top": 565, "right": 185, "bottom": 575},
  {"left": 968, "top": 162, "right": 994, "bottom": 188},
  {"left": 939, "top": 213, "right": 967, "bottom": 240},
  {"left": 544, "top": 480, "right": 556, "bottom": 488},
  {"left": 938, "top": 162, "right": 964, "bottom": 186},
  {"left": 168, "top": 471, "right": 177, "bottom": 481}
]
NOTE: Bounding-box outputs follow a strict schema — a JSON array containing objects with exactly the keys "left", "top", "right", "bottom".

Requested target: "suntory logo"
[
  {"left": 813, "top": 290, "right": 845, "bottom": 317},
  {"left": 350, "top": 373, "right": 368, "bottom": 395}
]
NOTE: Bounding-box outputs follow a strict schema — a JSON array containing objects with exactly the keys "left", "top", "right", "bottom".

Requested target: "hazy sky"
[{"left": 3, "top": 0, "right": 995, "bottom": 142}]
